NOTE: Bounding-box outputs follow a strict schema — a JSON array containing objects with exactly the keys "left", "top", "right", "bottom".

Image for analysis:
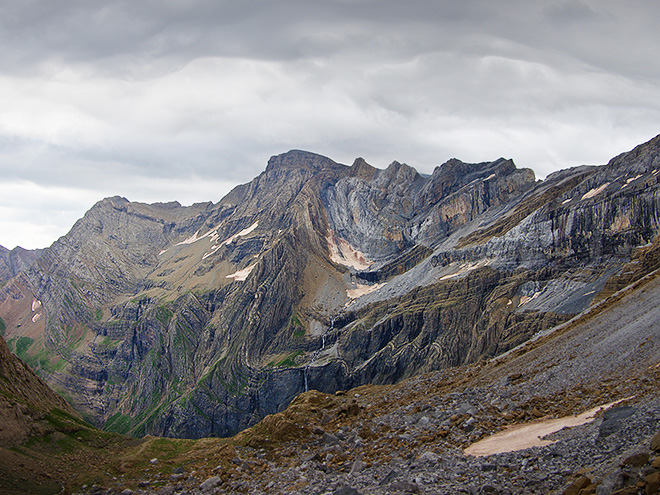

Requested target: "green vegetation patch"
[
  {"left": 104, "top": 412, "right": 135, "bottom": 434},
  {"left": 291, "top": 312, "right": 303, "bottom": 327},
  {"left": 46, "top": 408, "right": 90, "bottom": 429},
  {"left": 15, "top": 336, "right": 35, "bottom": 360},
  {"left": 274, "top": 350, "right": 304, "bottom": 368},
  {"left": 292, "top": 327, "right": 306, "bottom": 338},
  {"left": 0, "top": 316, "right": 5, "bottom": 336},
  {"left": 155, "top": 306, "right": 174, "bottom": 326},
  {"left": 99, "top": 336, "right": 122, "bottom": 348},
  {"left": 23, "top": 348, "right": 66, "bottom": 374}
]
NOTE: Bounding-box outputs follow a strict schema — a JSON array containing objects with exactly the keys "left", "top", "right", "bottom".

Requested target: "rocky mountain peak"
[
  {"left": 433, "top": 156, "right": 520, "bottom": 180},
  {"left": 3, "top": 134, "right": 660, "bottom": 452},
  {"left": 349, "top": 157, "right": 377, "bottom": 179},
  {"left": 380, "top": 160, "right": 421, "bottom": 183},
  {"left": 265, "top": 149, "right": 346, "bottom": 173},
  {"left": 0, "top": 246, "right": 41, "bottom": 284},
  {"left": 96, "top": 195, "right": 130, "bottom": 210}
]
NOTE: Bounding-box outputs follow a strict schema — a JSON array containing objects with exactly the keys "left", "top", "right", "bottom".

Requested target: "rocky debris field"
[{"left": 70, "top": 346, "right": 660, "bottom": 495}]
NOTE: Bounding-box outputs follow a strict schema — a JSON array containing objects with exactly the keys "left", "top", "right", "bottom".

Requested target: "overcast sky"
[{"left": 1, "top": 0, "right": 659, "bottom": 249}]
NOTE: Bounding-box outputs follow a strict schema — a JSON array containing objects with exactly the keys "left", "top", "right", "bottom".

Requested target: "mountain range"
[{"left": 1, "top": 135, "right": 660, "bottom": 494}]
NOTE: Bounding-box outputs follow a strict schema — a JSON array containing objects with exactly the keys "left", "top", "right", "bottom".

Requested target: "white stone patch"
[
  {"left": 326, "top": 232, "right": 373, "bottom": 271},
  {"left": 32, "top": 313, "right": 42, "bottom": 323},
  {"left": 226, "top": 263, "right": 257, "bottom": 282},
  {"left": 610, "top": 214, "right": 631, "bottom": 233},
  {"left": 346, "top": 283, "right": 385, "bottom": 299},
  {"left": 31, "top": 299, "right": 42, "bottom": 312},
  {"left": 581, "top": 183, "right": 610, "bottom": 200}
]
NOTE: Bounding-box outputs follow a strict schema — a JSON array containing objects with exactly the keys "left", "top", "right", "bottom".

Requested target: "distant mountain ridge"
[
  {"left": 1, "top": 134, "right": 660, "bottom": 439},
  {"left": 0, "top": 245, "right": 41, "bottom": 284}
]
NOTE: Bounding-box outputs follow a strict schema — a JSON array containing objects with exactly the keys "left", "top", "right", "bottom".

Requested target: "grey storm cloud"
[{"left": 0, "top": 0, "right": 659, "bottom": 249}]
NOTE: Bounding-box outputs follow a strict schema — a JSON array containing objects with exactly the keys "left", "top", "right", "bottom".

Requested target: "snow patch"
[
  {"left": 202, "top": 244, "right": 223, "bottom": 260},
  {"left": 346, "top": 283, "right": 385, "bottom": 299},
  {"left": 439, "top": 259, "right": 490, "bottom": 281},
  {"left": 621, "top": 174, "right": 643, "bottom": 189},
  {"left": 219, "top": 221, "right": 259, "bottom": 247},
  {"left": 226, "top": 263, "right": 257, "bottom": 282},
  {"left": 190, "top": 221, "right": 260, "bottom": 260},
  {"left": 32, "top": 313, "right": 42, "bottom": 323},
  {"left": 562, "top": 198, "right": 572, "bottom": 205},
  {"left": 484, "top": 173, "right": 496, "bottom": 181},
  {"left": 581, "top": 183, "right": 610, "bottom": 200},
  {"left": 175, "top": 221, "right": 259, "bottom": 250},
  {"left": 159, "top": 249, "right": 168, "bottom": 256},
  {"left": 176, "top": 229, "right": 210, "bottom": 246},
  {"left": 326, "top": 232, "right": 373, "bottom": 271},
  {"left": 464, "top": 398, "right": 631, "bottom": 457},
  {"left": 519, "top": 291, "right": 541, "bottom": 306},
  {"left": 31, "top": 299, "right": 42, "bottom": 312}
]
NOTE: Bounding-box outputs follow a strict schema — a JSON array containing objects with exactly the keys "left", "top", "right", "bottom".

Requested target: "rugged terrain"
[
  {"left": 2, "top": 135, "right": 660, "bottom": 444},
  {"left": 71, "top": 234, "right": 660, "bottom": 494},
  {"left": 2, "top": 235, "right": 658, "bottom": 494},
  {"left": 1, "top": 135, "right": 660, "bottom": 495}
]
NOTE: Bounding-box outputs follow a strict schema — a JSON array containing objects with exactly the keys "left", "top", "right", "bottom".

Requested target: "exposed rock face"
[{"left": 2, "top": 136, "right": 660, "bottom": 439}]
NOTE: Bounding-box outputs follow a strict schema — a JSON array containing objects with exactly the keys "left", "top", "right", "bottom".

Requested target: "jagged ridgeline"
[{"left": 1, "top": 135, "right": 660, "bottom": 439}]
